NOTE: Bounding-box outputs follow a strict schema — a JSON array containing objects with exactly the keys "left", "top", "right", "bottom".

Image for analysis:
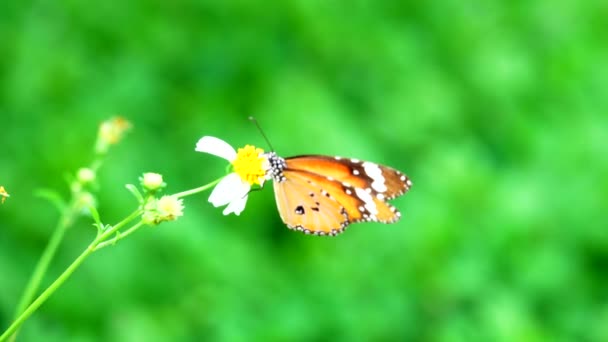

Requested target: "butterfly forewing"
[{"left": 285, "top": 155, "right": 412, "bottom": 200}]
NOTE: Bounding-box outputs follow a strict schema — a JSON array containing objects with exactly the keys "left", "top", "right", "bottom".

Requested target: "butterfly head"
[{"left": 263, "top": 152, "right": 287, "bottom": 183}]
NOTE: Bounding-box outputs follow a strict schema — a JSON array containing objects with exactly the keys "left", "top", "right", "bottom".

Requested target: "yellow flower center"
[{"left": 232, "top": 145, "right": 267, "bottom": 186}]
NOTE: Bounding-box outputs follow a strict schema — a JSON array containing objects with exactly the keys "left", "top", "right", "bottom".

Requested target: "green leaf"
[
  {"left": 88, "top": 204, "right": 103, "bottom": 233},
  {"left": 125, "top": 184, "right": 144, "bottom": 204},
  {"left": 34, "top": 189, "right": 67, "bottom": 212}
]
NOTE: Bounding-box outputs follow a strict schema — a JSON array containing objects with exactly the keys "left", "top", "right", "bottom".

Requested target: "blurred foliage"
[{"left": 1, "top": 1, "right": 608, "bottom": 341}]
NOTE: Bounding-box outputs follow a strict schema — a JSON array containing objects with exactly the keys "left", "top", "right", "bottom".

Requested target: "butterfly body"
[{"left": 266, "top": 153, "right": 412, "bottom": 236}]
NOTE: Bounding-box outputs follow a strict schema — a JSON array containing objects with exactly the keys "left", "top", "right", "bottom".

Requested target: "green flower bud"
[
  {"left": 77, "top": 168, "right": 96, "bottom": 184},
  {"left": 140, "top": 173, "right": 166, "bottom": 192}
]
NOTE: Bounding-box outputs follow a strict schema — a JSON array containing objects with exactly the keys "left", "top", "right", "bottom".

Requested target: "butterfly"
[{"left": 265, "top": 153, "right": 412, "bottom": 236}]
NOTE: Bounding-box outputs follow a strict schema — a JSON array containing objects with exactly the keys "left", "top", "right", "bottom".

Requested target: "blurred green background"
[{"left": 1, "top": 1, "right": 607, "bottom": 341}]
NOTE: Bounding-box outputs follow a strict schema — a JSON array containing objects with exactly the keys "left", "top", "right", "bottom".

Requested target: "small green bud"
[
  {"left": 140, "top": 172, "right": 165, "bottom": 192},
  {"left": 142, "top": 211, "right": 157, "bottom": 225},
  {"left": 0, "top": 186, "right": 9, "bottom": 204},
  {"left": 141, "top": 198, "right": 159, "bottom": 225},
  {"left": 75, "top": 192, "right": 97, "bottom": 214},
  {"left": 77, "top": 168, "right": 96, "bottom": 184},
  {"left": 95, "top": 117, "right": 132, "bottom": 155}
]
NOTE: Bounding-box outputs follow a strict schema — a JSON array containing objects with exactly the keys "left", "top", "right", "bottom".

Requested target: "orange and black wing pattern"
[{"left": 271, "top": 155, "right": 412, "bottom": 236}]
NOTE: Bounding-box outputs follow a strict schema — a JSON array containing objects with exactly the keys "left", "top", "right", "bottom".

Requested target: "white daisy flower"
[{"left": 195, "top": 136, "right": 268, "bottom": 216}]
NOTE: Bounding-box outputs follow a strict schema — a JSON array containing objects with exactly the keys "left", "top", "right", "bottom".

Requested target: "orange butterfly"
[
  {"left": 196, "top": 136, "right": 412, "bottom": 236},
  {"left": 266, "top": 153, "right": 412, "bottom": 236}
]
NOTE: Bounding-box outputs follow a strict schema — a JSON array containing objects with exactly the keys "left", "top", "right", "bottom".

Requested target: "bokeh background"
[{"left": 1, "top": 1, "right": 607, "bottom": 341}]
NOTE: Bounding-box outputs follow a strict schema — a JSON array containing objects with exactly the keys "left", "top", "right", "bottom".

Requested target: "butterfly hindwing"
[{"left": 273, "top": 170, "right": 350, "bottom": 235}]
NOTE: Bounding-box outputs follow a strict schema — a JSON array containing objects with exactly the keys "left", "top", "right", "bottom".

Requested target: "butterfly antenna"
[{"left": 248, "top": 116, "right": 275, "bottom": 151}]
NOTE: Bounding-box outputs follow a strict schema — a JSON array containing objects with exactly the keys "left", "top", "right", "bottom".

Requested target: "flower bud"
[
  {"left": 140, "top": 172, "right": 165, "bottom": 192},
  {"left": 0, "top": 186, "right": 9, "bottom": 204},
  {"left": 77, "top": 168, "right": 96, "bottom": 184},
  {"left": 141, "top": 210, "right": 157, "bottom": 226},
  {"left": 75, "top": 192, "right": 97, "bottom": 214},
  {"left": 156, "top": 196, "right": 184, "bottom": 222},
  {"left": 142, "top": 196, "right": 184, "bottom": 225},
  {"left": 95, "top": 116, "right": 132, "bottom": 154}
]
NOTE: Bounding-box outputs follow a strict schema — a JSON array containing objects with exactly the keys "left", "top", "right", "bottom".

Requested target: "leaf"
[
  {"left": 88, "top": 204, "right": 103, "bottom": 233},
  {"left": 125, "top": 184, "right": 144, "bottom": 204},
  {"left": 35, "top": 189, "right": 67, "bottom": 212}
]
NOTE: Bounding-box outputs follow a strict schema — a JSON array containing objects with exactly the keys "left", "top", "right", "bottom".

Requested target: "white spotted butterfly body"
[{"left": 265, "top": 153, "right": 412, "bottom": 236}]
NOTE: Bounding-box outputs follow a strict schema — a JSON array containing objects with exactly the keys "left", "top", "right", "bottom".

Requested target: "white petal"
[
  {"left": 223, "top": 191, "right": 249, "bottom": 216},
  {"left": 208, "top": 173, "right": 243, "bottom": 207},
  {"left": 195, "top": 136, "right": 237, "bottom": 162}
]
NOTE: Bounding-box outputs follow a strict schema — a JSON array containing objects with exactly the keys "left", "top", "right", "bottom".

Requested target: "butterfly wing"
[
  {"left": 273, "top": 170, "right": 349, "bottom": 235},
  {"left": 284, "top": 155, "right": 412, "bottom": 200},
  {"left": 272, "top": 155, "right": 412, "bottom": 236}
]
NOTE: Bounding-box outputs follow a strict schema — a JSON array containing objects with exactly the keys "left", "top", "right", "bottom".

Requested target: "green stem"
[
  {"left": 94, "top": 221, "right": 144, "bottom": 251},
  {"left": 8, "top": 208, "right": 76, "bottom": 342},
  {"left": 100, "top": 209, "right": 143, "bottom": 239},
  {"left": 0, "top": 242, "right": 94, "bottom": 341},
  {"left": 171, "top": 177, "right": 223, "bottom": 199},
  {"left": 12, "top": 210, "right": 73, "bottom": 319},
  {"left": 1, "top": 177, "right": 220, "bottom": 340},
  {"left": 0, "top": 210, "right": 142, "bottom": 342},
  {"left": 7, "top": 156, "right": 108, "bottom": 341},
  {"left": 11, "top": 154, "right": 107, "bottom": 329}
]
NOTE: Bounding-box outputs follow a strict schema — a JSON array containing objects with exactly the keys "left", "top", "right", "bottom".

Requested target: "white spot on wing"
[
  {"left": 355, "top": 187, "right": 378, "bottom": 216},
  {"left": 352, "top": 169, "right": 360, "bottom": 176},
  {"left": 363, "top": 162, "right": 387, "bottom": 193}
]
